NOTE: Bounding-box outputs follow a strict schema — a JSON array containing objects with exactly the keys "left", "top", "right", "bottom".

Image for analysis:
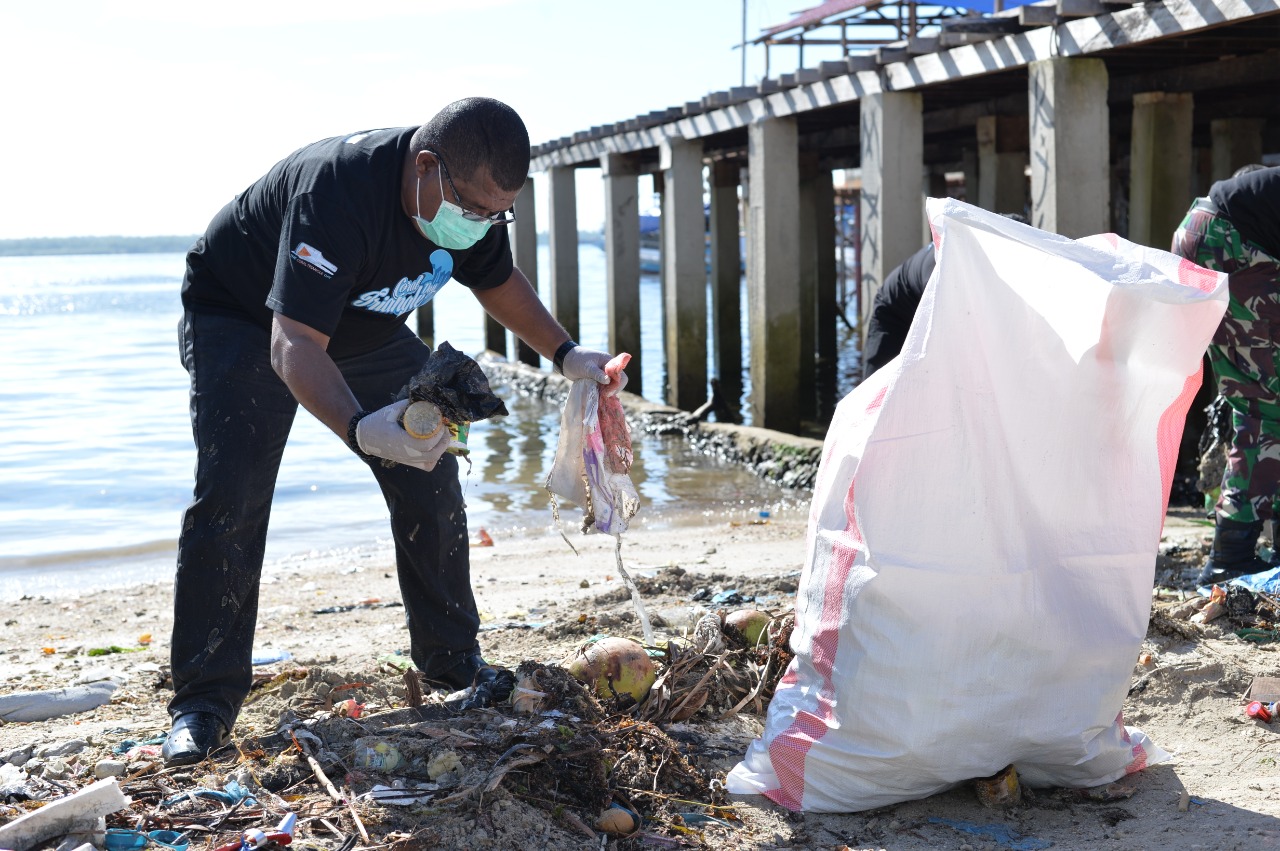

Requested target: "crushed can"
[
  {"left": 446, "top": 420, "right": 470, "bottom": 456},
  {"left": 1246, "top": 701, "right": 1275, "bottom": 723},
  {"left": 974, "top": 764, "right": 1021, "bottom": 807}
]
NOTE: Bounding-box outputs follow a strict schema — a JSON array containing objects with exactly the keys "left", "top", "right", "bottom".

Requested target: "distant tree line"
[
  {"left": 2, "top": 230, "right": 609, "bottom": 257},
  {"left": 0, "top": 235, "right": 200, "bottom": 257}
]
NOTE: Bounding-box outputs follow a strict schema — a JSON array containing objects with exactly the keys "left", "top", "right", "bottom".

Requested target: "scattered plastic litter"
[
  {"left": 211, "top": 813, "right": 295, "bottom": 851},
  {"left": 147, "top": 829, "right": 191, "bottom": 850},
  {"left": 87, "top": 646, "right": 142, "bottom": 657},
  {"left": 0, "top": 681, "right": 119, "bottom": 723},
  {"left": 103, "top": 828, "right": 149, "bottom": 851},
  {"left": 366, "top": 784, "right": 436, "bottom": 806},
  {"left": 1246, "top": 701, "right": 1276, "bottom": 722},
  {"left": 161, "top": 780, "right": 257, "bottom": 809},
  {"left": 459, "top": 666, "right": 516, "bottom": 711},
  {"left": 250, "top": 649, "right": 293, "bottom": 666},
  {"left": 677, "top": 812, "right": 739, "bottom": 829},
  {"left": 927, "top": 818, "right": 1052, "bottom": 850},
  {"left": 0, "top": 777, "right": 131, "bottom": 851},
  {"left": 111, "top": 736, "right": 166, "bottom": 756},
  {"left": 0, "top": 763, "right": 34, "bottom": 802}
]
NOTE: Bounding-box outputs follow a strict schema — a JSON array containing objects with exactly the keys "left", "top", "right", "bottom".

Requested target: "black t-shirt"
[
  {"left": 181, "top": 127, "right": 514, "bottom": 358},
  {"left": 862, "top": 241, "right": 936, "bottom": 378},
  {"left": 1209, "top": 166, "right": 1280, "bottom": 259}
]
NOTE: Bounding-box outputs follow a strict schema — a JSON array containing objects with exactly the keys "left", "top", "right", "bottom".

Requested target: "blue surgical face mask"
[{"left": 414, "top": 171, "right": 491, "bottom": 250}]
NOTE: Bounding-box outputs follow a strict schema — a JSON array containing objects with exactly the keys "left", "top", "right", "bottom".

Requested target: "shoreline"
[
  {"left": 2, "top": 358, "right": 823, "bottom": 605},
  {"left": 3, "top": 507, "right": 1280, "bottom": 850}
]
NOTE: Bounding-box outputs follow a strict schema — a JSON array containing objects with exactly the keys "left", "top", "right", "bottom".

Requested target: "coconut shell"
[
  {"left": 563, "top": 637, "right": 656, "bottom": 702},
  {"left": 725, "top": 609, "right": 772, "bottom": 646},
  {"left": 594, "top": 804, "right": 639, "bottom": 836}
]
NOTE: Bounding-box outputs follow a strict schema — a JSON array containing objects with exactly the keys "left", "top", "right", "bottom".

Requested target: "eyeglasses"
[{"left": 429, "top": 150, "right": 517, "bottom": 226}]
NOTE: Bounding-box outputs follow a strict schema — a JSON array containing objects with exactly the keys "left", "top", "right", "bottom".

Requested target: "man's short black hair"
[{"left": 412, "top": 98, "right": 530, "bottom": 192}]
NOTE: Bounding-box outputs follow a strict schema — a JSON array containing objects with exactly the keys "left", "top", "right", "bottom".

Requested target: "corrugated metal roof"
[{"left": 758, "top": 0, "right": 881, "bottom": 40}]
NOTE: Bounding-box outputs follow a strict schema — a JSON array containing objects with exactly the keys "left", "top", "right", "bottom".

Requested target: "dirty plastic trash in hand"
[{"left": 546, "top": 352, "right": 639, "bottom": 536}]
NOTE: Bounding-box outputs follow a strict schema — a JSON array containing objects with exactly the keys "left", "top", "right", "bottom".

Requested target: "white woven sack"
[{"left": 727, "top": 198, "right": 1227, "bottom": 812}]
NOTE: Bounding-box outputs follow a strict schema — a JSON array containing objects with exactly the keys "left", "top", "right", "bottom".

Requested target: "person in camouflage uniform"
[{"left": 1171, "top": 165, "right": 1280, "bottom": 585}]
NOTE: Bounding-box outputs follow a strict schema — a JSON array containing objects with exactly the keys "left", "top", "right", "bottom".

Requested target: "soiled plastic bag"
[
  {"left": 546, "top": 353, "right": 638, "bottom": 536},
  {"left": 395, "top": 340, "right": 508, "bottom": 423},
  {"left": 727, "top": 198, "right": 1228, "bottom": 812}
]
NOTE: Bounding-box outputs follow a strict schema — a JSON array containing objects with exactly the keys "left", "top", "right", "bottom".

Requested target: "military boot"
[{"left": 1198, "top": 517, "right": 1270, "bottom": 586}]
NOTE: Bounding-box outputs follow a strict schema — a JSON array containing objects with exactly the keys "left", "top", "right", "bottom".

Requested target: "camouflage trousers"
[{"left": 1172, "top": 198, "right": 1280, "bottom": 524}]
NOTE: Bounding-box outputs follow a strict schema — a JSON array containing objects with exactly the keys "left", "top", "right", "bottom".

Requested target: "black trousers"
[{"left": 169, "top": 310, "right": 479, "bottom": 731}]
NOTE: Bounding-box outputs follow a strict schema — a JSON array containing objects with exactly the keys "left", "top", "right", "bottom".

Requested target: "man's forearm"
[{"left": 269, "top": 319, "right": 361, "bottom": 439}]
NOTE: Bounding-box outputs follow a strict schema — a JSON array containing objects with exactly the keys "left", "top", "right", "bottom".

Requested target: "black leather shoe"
[
  {"left": 424, "top": 653, "right": 488, "bottom": 691},
  {"left": 162, "top": 711, "right": 230, "bottom": 767}
]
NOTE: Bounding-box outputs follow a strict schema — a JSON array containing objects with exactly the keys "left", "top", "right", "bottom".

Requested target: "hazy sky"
[{"left": 1, "top": 0, "right": 852, "bottom": 239}]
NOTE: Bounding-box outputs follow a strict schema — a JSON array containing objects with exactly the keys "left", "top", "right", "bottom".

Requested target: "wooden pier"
[{"left": 496, "top": 0, "right": 1280, "bottom": 434}]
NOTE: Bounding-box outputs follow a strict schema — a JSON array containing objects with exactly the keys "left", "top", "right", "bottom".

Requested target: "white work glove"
[
  {"left": 355, "top": 399, "right": 451, "bottom": 471},
  {"left": 562, "top": 345, "right": 629, "bottom": 397}
]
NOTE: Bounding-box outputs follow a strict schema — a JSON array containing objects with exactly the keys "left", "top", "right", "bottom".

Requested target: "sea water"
[{"left": 0, "top": 244, "right": 844, "bottom": 601}]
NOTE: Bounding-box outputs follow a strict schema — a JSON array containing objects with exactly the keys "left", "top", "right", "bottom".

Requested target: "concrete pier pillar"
[
  {"left": 798, "top": 155, "right": 820, "bottom": 421},
  {"left": 511, "top": 177, "right": 540, "bottom": 366},
  {"left": 977, "top": 115, "right": 1028, "bottom": 215},
  {"left": 812, "top": 170, "right": 838, "bottom": 420},
  {"left": 1128, "top": 91, "right": 1193, "bottom": 248},
  {"left": 601, "top": 153, "right": 643, "bottom": 393},
  {"left": 960, "top": 148, "right": 979, "bottom": 206},
  {"left": 709, "top": 160, "right": 742, "bottom": 408},
  {"left": 859, "top": 91, "right": 923, "bottom": 334},
  {"left": 547, "top": 165, "right": 579, "bottom": 341},
  {"left": 1211, "top": 117, "right": 1265, "bottom": 182},
  {"left": 415, "top": 302, "right": 434, "bottom": 350},
  {"left": 1028, "top": 57, "right": 1109, "bottom": 238},
  {"left": 748, "top": 116, "right": 801, "bottom": 433},
  {"left": 483, "top": 301, "right": 506, "bottom": 356},
  {"left": 660, "top": 136, "right": 707, "bottom": 411}
]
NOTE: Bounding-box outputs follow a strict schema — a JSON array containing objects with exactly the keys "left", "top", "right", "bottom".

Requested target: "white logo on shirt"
[
  {"left": 290, "top": 243, "right": 338, "bottom": 278},
  {"left": 351, "top": 249, "right": 453, "bottom": 316}
]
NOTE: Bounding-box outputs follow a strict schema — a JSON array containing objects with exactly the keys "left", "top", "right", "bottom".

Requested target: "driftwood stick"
[
  {"left": 340, "top": 787, "right": 370, "bottom": 844},
  {"left": 290, "top": 732, "right": 367, "bottom": 845}
]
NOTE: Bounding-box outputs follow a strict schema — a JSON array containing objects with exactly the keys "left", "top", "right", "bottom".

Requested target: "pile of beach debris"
[{"left": 0, "top": 608, "right": 793, "bottom": 851}]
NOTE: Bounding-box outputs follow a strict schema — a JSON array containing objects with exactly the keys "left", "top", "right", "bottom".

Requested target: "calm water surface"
[{"left": 0, "top": 246, "right": 847, "bottom": 600}]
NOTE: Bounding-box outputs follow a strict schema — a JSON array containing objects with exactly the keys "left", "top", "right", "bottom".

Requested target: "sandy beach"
[{"left": 1, "top": 500, "right": 1278, "bottom": 851}]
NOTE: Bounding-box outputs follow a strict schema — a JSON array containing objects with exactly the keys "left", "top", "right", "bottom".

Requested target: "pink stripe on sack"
[
  {"left": 768, "top": 466, "right": 864, "bottom": 809},
  {"left": 1116, "top": 712, "right": 1148, "bottom": 774},
  {"left": 1176, "top": 258, "right": 1221, "bottom": 293},
  {"left": 1125, "top": 742, "right": 1149, "bottom": 775},
  {"left": 1156, "top": 370, "right": 1203, "bottom": 522}
]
